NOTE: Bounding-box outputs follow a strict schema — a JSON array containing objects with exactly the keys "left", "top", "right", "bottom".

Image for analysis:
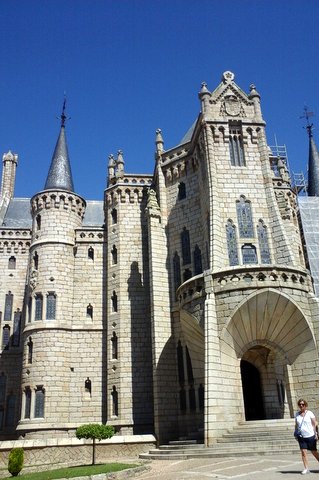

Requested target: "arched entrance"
[{"left": 240, "top": 359, "right": 265, "bottom": 420}]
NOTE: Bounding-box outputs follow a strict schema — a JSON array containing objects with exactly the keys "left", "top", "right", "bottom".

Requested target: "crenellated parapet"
[
  {"left": 0, "top": 238, "right": 31, "bottom": 254},
  {"left": 31, "top": 191, "right": 86, "bottom": 218},
  {"left": 105, "top": 179, "right": 151, "bottom": 207}
]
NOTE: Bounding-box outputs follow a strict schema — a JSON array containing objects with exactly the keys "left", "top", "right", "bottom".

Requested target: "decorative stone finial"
[
  {"left": 117, "top": 150, "right": 124, "bottom": 172},
  {"left": 108, "top": 154, "right": 115, "bottom": 167},
  {"left": 249, "top": 84, "right": 260, "bottom": 99},
  {"left": 222, "top": 71, "right": 235, "bottom": 83},
  {"left": 3, "top": 151, "right": 18, "bottom": 163},
  {"left": 155, "top": 129, "right": 164, "bottom": 154},
  {"left": 199, "top": 82, "right": 210, "bottom": 95}
]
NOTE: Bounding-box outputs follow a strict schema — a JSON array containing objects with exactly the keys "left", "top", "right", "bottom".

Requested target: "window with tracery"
[
  {"left": 2, "top": 326, "right": 10, "bottom": 350},
  {"left": 236, "top": 196, "right": 254, "bottom": 237},
  {"left": 35, "top": 294, "right": 43, "bottom": 321},
  {"left": 229, "top": 123, "right": 245, "bottom": 166},
  {"left": 257, "top": 220, "right": 271, "bottom": 264},
  {"left": 226, "top": 220, "right": 239, "bottom": 266},
  {"left": 34, "top": 386, "right": 45, "bottom": 418},
  {"left": 46, "top": 293, "right": 56, "bottom": 320}
]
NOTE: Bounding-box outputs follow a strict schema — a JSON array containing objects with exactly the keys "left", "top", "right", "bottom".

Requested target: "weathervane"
[
  {"left": 300, "top": 105, "right": 314, "bottom": 137},
  {"left": 57, "top": 94, "right": 70, "bottom": 127}
]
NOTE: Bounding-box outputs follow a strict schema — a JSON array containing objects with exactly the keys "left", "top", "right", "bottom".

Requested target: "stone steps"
[{"left": 140, "top": 419, "right": 299, "bottom": 460}]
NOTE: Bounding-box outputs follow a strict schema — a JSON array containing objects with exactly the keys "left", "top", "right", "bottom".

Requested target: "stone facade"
[{"left": 0, "top": 71, "right": 319, "bottom": 447}]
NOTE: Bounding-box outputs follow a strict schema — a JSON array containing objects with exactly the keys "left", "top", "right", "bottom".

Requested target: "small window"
[
  {"left": 36, "top": 215, "right": 41, "bottom": 230},
  {"left": 35, "top": 294, "right": 43, "bottom": 321},
  {"left": 4, "top": 292, "right": 13, "bottom": 322},
  {"left": 8, "top": 256, "right": 16, "bottom": 270},
  {"left": 111, "top": 386, "right": 118, "bottom": 416},
  {"left": 12, "top": 310, "right": 21, "bottom": 347},
  {"left": 34, "top": 386, "right": 45, "bottom": 418},
  {"left": 111, "top": 332, "right": 118, "bottom": 359},
  {"left": 111, "top": 291, "right": 118, "bottom": 313},
  {"left": 86, "top": 304, "right": 93, "bottom": 319},
  {"left": 46, "top": 293, "right": 56, "bottom": 320},
  {"left": 27, "top": 337, "right": 33, "bottom": 364},
  {"left": 193, "top": 245, "right": 202, "bottom": 275},
  {"left": 85, "top": 377, "right": 91, "bottom": 394},
  {"left": 111, "top": 245, "right": 118, "bottom": 265},
  {"left": 111, "top": 208, "right": 117, "bottom": 224},
  {"left": 28, "top": 297, "right": 32, "bottom": 323},
  {"left": 88, "top": 247, "right": 94, "bottom": 260},
  {"left": 178, "top": 182, "right": 186, "bottom": 200},
  {"left": 242, "top": 244, "right": 257, "bottom": 264},
  {"left": 2, "top": 326, "right": 10, "bottom": 350},
  {"left": 24, "top": 387, "right": 31, "bottom": 419},
  {"left": 181, "top": 228, "right": 191, "bottom": 265},
  {"left": 33, "top": 252, "right": 39, "bottom": 270}
]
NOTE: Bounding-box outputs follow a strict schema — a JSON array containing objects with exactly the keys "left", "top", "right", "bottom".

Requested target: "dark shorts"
[{"left": 298, "top": 435, "right": 317, "bottom": 451}]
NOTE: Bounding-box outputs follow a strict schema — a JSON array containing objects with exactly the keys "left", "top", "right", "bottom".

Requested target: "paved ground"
[{"left": 132, "top": 454, "right": 319, "bottom": 479}]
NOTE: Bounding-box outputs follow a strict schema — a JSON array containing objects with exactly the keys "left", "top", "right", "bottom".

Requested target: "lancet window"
[
  {"left": 173, "top": 252, "right": 181, "bottom": 292},
  {"left": 257, "top": 219, "right": 271, "bottom": 264},
  {"left": 34, "top": 386, "right": 45, "bottom": 418},
  {"left": 229, "top": 122, "right": 245, "bottom": 166},
  {"left": 193, "top": 245, "right": 202, "bottom": 275},
  {"left": 236, "top": 196, "right": 254, "bottom": 238},
  {"left": 226, "top": 220, "right": 239, "bottom": 266},
  {"left": 46, "top": 293, "right": 56, "bottom": 320},
  {"left": 181, "top": 227, "right": 191, "bottom": 265}
]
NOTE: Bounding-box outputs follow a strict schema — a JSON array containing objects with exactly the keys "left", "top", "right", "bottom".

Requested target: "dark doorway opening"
[{"left": 240, "top": 360, "right": 265, "bottom": 420}]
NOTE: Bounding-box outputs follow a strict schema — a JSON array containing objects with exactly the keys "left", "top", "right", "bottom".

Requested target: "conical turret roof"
[{"left": 44, "top": 102, "right": 74, "bottom": 192}]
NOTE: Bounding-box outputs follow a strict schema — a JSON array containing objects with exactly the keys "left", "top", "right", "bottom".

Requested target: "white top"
[{"left": 295, "top": 410, "right": 316, "bottom": 438}]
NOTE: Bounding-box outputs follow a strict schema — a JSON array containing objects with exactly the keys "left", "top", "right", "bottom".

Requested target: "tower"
[{"left": 18, "top": 104, "right": 87, "bottom": 437}]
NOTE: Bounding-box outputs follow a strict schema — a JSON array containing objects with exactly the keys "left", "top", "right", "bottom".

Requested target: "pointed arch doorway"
[{"left": 240, "top": 359, "right": 265, "bottom": 420}]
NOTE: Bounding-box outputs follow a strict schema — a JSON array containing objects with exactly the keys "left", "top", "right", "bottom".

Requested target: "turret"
[
  {"left": 198, "top": 82, "right": 210, "bottom": 113},
  {"left": 0, "top": 150, "right": 18, "bottom": 200},
  {"left": 248, "top": 83, "right": 263, "bottom": 121}
]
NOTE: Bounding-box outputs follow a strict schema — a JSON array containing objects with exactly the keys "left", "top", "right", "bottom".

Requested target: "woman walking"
[{"left": 295, "top": 398, "right": 319, "bottom": 474}]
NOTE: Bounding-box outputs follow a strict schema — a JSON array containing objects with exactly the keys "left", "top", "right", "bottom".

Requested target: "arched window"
[
  {"left": 111, "top": 291, "right": 118, "bottom": 313},
  {"left": 88, "top": 247, "right": 94, "bottom": 260},
  {"left": 193, "top": 245, "right": 202, "bottom": 275},
  {"left": 173, "top": 252, "right": 181, "bottom": 292},
  {"left": 257, "top": 219, "right": 271, "bottom": 264},
  {"left": 27, "top": 337, "right": 33, "bottom": 364},
  {"left": 35, "top": 294, "right": 43, "bottom": 321},
  {"left": 2, "top": 326, "right": 10, "bottom": 350},
  {"left": 36, "top": 215, "right": 41, "bottom": 230},
  {"left": 178, "top": 182, "right": 186, "bottom": 200},
  {"left": 226, "top": 220, "right": 239, "bottom": 266},
  {"left": 111, "top": 386, "right": 118, "bottom": 417},
  {"left": 33, "top": 252, "right": 39, "bottom": 270},
  {"left": 24, "top": 387, "right": 31, "bottom": 419},
  {"left": 34, "top": 386, "right": 45, "bottom": 418},
  {"left": 185, "top": 346, "right": 194, "bottom": 384},
  {"left": 111, "top": 332, "right": 118, "bottom": 359},
  {"left": 8, "top": 256, "right": 16, "bottom": 270},
  {"left": 111, "top": 245, "right": 118, "bottom": 265},
  {"left": 229, "top": 122, "right": 245, "bottom": 166},
  {"left": 242, "top": 244, "right": 257, "bottom": 264},
  {"left": 12, "top": 310, "right": 21, "bottom": 347},
  {"left": 4, "top": 292, "right": 13, "bottom": 322},
  {"left": 111, "top": 208, "right": 117, "bottom": 224},
  {"left": 86, "top": 304, "right": 93, "bottom": 319},
  {"left": 85, "top": 377, "right": 91, "bottom": 394},
  {"left": 236, "top": 196, "right": 254, "bottom": 237},
  {"left": 46, "top": 293, "right": 56, "bottom": 320},
  {"left": 181, "top": 227, "right": 191, "bottom": 265}
]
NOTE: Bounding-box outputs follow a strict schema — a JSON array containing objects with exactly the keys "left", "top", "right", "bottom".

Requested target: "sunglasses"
[{"left": 299, "top": 403, "right": 305, "bottom": 406}]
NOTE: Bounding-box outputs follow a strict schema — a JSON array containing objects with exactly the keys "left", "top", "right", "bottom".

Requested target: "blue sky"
[{"left": 0, "top": 0, "right": 318, "bottom": 200}]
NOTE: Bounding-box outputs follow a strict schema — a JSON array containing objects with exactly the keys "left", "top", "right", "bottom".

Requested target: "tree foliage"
[{"left": 76, "top": 424, "right": 115, "bottom": 464}]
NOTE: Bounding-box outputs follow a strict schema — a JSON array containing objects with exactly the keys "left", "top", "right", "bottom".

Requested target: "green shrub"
[
  {"left": 76, "top": 424, "right": 115, "bottom": 464},
  {"left": 8, "top": 447, "right": 24, "bottom": 477}
]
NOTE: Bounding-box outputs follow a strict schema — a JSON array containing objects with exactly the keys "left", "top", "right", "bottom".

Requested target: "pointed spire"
[
  {"left": 300, "top": 106, "right": 319, "bottom": 196},
  {"left": 44, "top": 99, "right": 74, "bottom": 192}
]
